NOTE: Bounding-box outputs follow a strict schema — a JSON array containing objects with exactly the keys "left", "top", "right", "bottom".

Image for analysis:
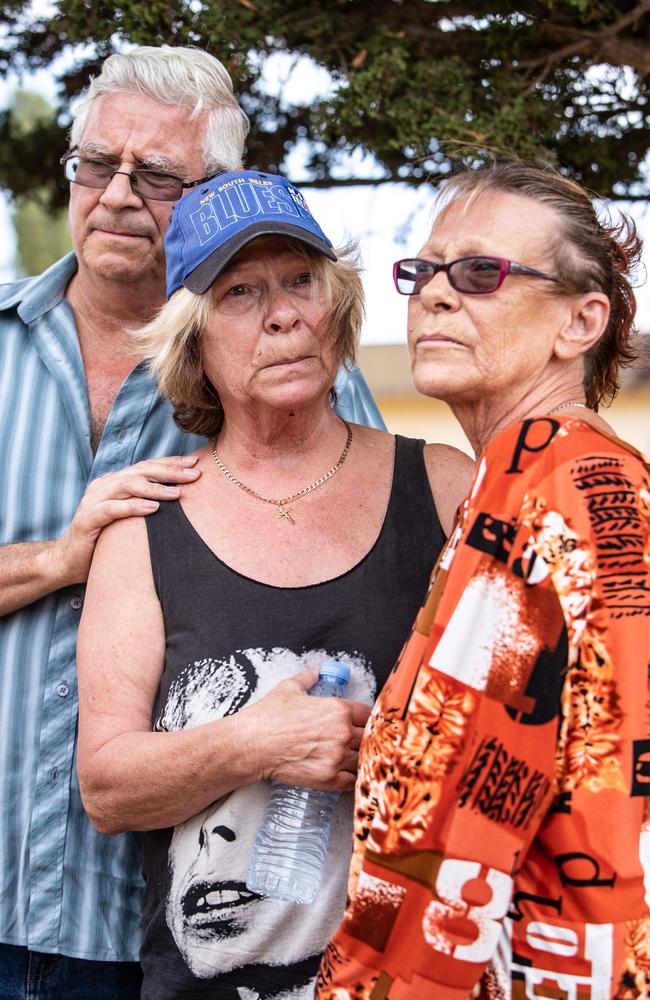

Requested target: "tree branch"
[
  {"left": 292, "top": 175, "right": 650, "bottom": 200},
  {"left": 522, "top": 0, "right": 650, "bottom": 77}
]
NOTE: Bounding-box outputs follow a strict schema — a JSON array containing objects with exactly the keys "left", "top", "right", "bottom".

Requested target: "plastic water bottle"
[{"left": 246, "top": 659, "right": 351, "bottom": 904}]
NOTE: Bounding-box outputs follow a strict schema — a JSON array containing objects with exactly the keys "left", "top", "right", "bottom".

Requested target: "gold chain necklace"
[
  {"left": 211, "top": 422, "right": 353, "bottom": 525},
  {"left": 547, "top": 401, "right": 590, "bottom": 415}
]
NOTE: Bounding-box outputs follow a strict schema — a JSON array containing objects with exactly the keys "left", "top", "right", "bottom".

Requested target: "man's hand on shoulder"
[
  {"left": 52, "top": 455, "right": 202, "bottom": 587},
  {"left": 0, "top": 455, "right": 201, "bottom": 616}
]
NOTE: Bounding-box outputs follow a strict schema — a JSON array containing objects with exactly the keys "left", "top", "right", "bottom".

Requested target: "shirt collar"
[{"left": 0, "top": 252, "right": 78, "bottom": 324}]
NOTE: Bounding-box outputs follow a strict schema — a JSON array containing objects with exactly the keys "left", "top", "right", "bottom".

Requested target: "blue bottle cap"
[{"left": 319, "top": 659, "right": 351, "bottom": 684}]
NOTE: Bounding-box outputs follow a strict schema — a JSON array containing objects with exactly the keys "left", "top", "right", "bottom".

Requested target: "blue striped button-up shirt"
[{"left": 0, "top": 252, "right": 385, "bottom": 962}]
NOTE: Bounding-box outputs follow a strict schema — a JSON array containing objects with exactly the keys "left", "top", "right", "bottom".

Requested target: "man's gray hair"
[{"left": 70, "top": 45, "right": 250, "bottom": 173}]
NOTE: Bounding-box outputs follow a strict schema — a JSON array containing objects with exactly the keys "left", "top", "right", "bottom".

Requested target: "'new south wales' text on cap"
[{"left": 164, "top": 170, "right": 337, "bottom": 299}]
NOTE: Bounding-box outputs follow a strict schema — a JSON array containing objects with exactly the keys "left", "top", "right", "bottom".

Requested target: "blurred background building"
[{"left": 358, "top": 338, "right": 650, "bottom": 456}]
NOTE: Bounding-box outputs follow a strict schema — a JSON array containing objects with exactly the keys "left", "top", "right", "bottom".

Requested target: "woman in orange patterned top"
[{"left": 317, "top": 161, "right": 650, "bottom": 1000}]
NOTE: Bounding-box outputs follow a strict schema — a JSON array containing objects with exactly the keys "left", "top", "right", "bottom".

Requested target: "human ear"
[{"left": 553, "top": 292, "right": 610, "bottom": 361}]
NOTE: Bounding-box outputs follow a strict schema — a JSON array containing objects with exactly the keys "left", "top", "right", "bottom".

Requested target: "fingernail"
[
  {"left": 163, "top": 485, "right": 181, "bottom": 496},
  {"left": 181, "top": 467, "right": 201, "bottom": 478},
  {"left": 181, "top": 456, "right": 198, "bottom": 466},
  {"left": 142, "top": 501, "right": 159, "bottom": 511}
]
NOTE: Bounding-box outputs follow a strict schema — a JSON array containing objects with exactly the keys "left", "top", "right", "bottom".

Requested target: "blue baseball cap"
[{"left": 164, "top": 169, "right": 337, "bottom": 299}]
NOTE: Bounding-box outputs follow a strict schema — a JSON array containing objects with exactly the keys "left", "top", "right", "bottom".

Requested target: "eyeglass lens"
[
  {"left": 395, "top": 257, "right": 505, "bottom": 295},
  {"left": 63, "top": 155, "right": 183, "bottom": 201}
]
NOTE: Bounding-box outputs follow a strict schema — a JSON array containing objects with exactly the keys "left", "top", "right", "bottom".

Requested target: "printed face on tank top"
[{"left": 155, "top": 647, "right": 376, "bottom": 982}]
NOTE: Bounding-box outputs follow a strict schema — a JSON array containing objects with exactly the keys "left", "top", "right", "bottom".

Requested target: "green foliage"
[
  {"left": 7, "top": 91, "right": 71, "bottom": 274},
  {"left": 13, "top": 195, "right": 71, "bottom": 276},
  {"left": 0, "top": 0, "right": 648, "bottom": 203}
]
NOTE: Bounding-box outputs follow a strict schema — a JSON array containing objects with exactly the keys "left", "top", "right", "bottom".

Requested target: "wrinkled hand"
[
  {"left": 53, "top": 455, "right": 201, "bottom": 585},
  {"left": 249, "top": 667, "right": 371, "bottom": 792}
]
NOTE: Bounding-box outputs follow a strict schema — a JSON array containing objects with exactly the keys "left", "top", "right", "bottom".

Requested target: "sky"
[{"left": 1, "top": 47, "right": 648, "bottom": 344}]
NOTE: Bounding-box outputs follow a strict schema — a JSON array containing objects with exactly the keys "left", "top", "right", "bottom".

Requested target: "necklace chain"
[
  {"left": 211, "top": 422, "right": 353, "bottom": 524},
  {"left": 547, "top": 401, "right": 590, "bottom": 415}
]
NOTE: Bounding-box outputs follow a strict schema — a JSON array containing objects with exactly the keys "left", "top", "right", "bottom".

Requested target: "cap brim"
[{"left": 184, "top": 221, "right": 337, "bottom": 294}]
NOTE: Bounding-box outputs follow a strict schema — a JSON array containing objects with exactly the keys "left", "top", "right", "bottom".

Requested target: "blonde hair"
[
  {"left": 71, "top": 46, "right": 249, "bottom": 173},
  {"left": 134, "top": 239, "right": 364, "bottom": 437}
]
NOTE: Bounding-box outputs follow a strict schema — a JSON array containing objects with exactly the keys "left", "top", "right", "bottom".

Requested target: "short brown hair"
[
  {"left": 133, "top": 238, "right": 364, "bottom": 437},
  {"left": 438, "top": 161, "right": 643, "bottom": 409}
]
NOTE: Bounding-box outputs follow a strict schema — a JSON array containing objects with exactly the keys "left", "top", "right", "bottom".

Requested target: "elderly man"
[{"left": 0, "top": 46, "right": 384, "bottom": 996}]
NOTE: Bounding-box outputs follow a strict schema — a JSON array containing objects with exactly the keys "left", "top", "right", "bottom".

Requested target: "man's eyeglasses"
[
  {"left": 61, "top": 151, "right": 218, "bottom": 202},
  {"left": 393, "top": 256, "right": 556, "bottom": 296}
]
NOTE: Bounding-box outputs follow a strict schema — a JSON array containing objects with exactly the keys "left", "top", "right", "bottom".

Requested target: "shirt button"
[
  {"left": 57, "top": 683, "right": 69, "bottom": 698},
  {"left": 70, "top": 596, "right": 83, "bottom": 610}
]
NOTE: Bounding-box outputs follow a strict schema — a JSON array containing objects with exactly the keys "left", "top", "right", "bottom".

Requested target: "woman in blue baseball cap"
[{"left": 76, "top": 170, "right": 474, "bottom": 999}]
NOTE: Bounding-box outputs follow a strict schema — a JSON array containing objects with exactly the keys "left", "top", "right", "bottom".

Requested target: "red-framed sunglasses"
[{"left": 393, "top": 255, "right": 556, "bottom": 296}]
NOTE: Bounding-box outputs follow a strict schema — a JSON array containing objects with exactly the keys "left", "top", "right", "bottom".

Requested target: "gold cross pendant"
[{"left": 277, "top": 505, "right": 295, "bottom": 524}]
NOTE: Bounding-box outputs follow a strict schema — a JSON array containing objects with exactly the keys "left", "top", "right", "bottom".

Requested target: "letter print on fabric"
[{"left": 316, "top": 418, "right": 650, "bottom": 1000}]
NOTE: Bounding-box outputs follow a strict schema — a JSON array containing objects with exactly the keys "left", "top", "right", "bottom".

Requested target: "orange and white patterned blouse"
[{"left": 316, "top": 416, "right": 650, "bottom": 1000}]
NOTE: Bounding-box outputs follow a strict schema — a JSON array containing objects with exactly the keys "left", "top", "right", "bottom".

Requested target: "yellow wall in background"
[{"left": 375, "top": 386, "right": 650, "bottom": 459}]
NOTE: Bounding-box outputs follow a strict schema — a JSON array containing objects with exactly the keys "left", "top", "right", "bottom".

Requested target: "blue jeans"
[{"left": 0, "top": 944, "right": 142, "bottom": 999}]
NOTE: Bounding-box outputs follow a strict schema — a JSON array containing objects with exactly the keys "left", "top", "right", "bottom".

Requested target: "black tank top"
[{"left": 141, "top": 435, "right": 444, "bottom": 1000}]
